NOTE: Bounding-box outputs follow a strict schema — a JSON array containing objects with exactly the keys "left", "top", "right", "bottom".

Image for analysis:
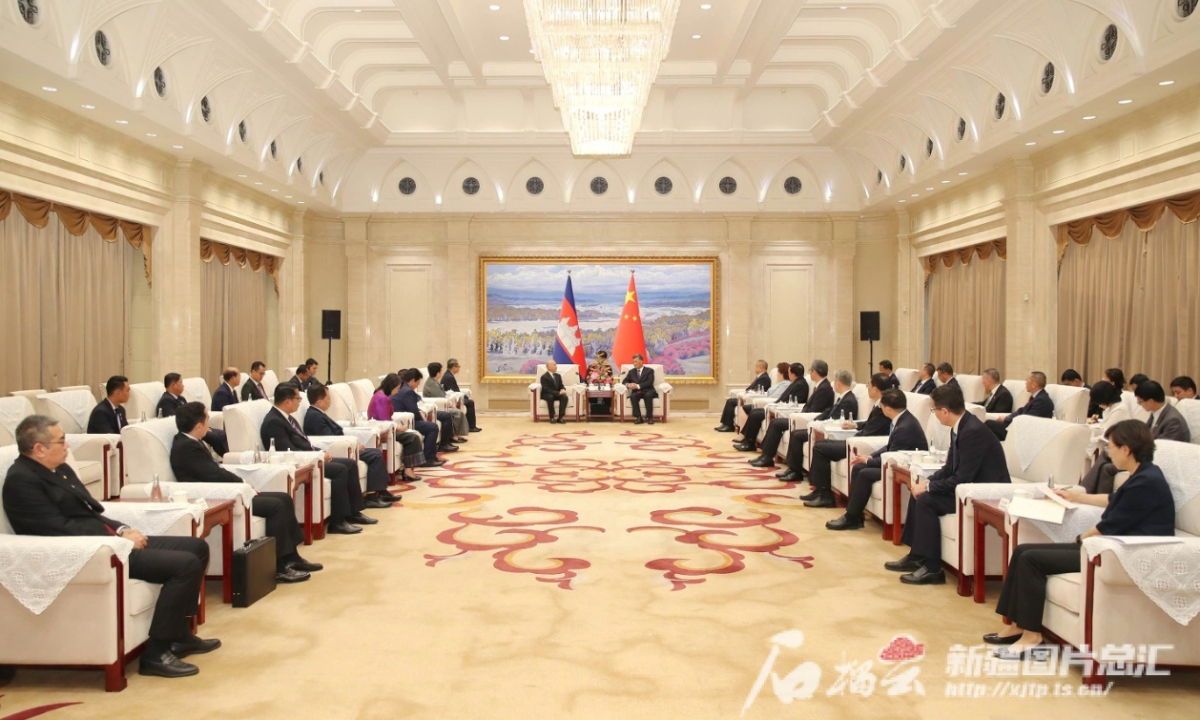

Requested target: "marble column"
[
  {"left": 1001, "top": 161, "right": 1057, "bottom": 377},
  {"left": 343, "top": 217, "right": 371, "bottom": 378},
  {"left": 893, "top": 209, "right": 922, "bottom": 366},
  {"left": 277, "top": 210, "right": 308, "bottom": 370},
  {"left": 830, "top": 217, "right": 858, "bottom": 374},
  {"left": 724, "top": 218, "right": 752, "bottom": 389},
  {"left": 151, "top": 160, "right": 207, "bottom": 377}
]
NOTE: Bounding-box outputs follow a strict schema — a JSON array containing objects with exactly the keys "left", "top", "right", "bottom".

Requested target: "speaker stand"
[
  {"left": 868, "top": 339, "right": 874, "bottom": 379},
  {"left": 327, "top": 337, "right": 333, "bottom": 386}
]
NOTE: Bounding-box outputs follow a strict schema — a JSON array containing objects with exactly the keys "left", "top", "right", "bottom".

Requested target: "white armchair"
[
  {"left": 954, "top": 374, "right": 986, "bottom": 404},
  {"left": 1177, "top": 399, "right": 1200, "bottom": 444},
  {"left": 528, "top": 365, "right": 582, "bottom": 422},
  {"left": 894, "top": 368, "right": 919, "bottom": 392},
  {"left": 181, "top": 377, "right": 223, "bottom": 431},
  {"left": 35, "top": 390, "right": 122, "bottom": 499},
  {"left": 617, "top": 364, "right": 672, "bottom": 422},
  {"left": 261, "top": 370, "right": 280, "bottom": 398},
  {"left": 1045, "top": 384, "right": 1090, "bottom": 424},
  {"left": 126, "top": 381, "right": 165, "bottom": 422}
]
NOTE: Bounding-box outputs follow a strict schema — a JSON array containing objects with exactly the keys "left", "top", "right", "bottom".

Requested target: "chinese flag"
[{"left": 611, "top": 274, "right": 649, "bottom": 367}]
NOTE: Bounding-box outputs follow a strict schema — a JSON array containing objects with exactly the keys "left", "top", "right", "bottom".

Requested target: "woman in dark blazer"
[{"left": 980, "top": 419, "right": 1175, "bottom": 659}]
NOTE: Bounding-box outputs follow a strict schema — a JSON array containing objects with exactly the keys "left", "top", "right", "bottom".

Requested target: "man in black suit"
[
  {"left": 1060, "top": 368, "right": 1088, "bottom": 389},
  {"left": 283, "top": 365, "right": 310, "bottom": 393},
  {"left": 157, "top": 373, "right": 228, "bottom": 456},
  {"left": 241, "top": 361, "right": 269, "bottom": 402},
  {"left": 304, "top": 359, "right": 323, "bottom": 389},
  {"left": 734, "top": 363, "right": 808, "bottom": 452},
  {"left": 980, "top": 368, "right": 1013, "bottom": 414},
  {"left": 797, "top": 372, "right": 890, "bottom": 506},
  {"left": 750, "top": 365, "right": 852, "bottom": 471},
  {"left": 1170, "top": 375, "right": 1198, "bottom": 401},
  {"left": 540, "top": 361, "right": 570, "bottom": 423},
  {"left": 826, "top": 389, "right": 928, "bottom": 530},
  {"left": 878, "top": 360, "right": 902, "bottom": 390},
  {"left": 936, "top": 362, "right": 959, "bottom": 390},
  {"left": 3, "top": 415, "right": 218, "bottom": 678},
  {"left": 779, "top": 373, "right": 893, "bottom": 482},
  {"left": 86, "top": 375, "right": 129, "bottom": 434},
  {"left": 304, "top": 385, "right": 400, "bottom": 507},
  {"left": 623, "top": 354, "right": 658, "bottom": 425},
  {"left": 262, "top": 385, "right": 371, "bottom": 534},
  {"left": 210, "top": 367, "right": 241, "bottom": 412},
  {"left": 911, "top": 363, "right": 936, "bottom": 395},
  {"left": 170, "top": 402, "right": 317, "bottom": 584},
  {"left": 888, "top": 385, "right": 1009, "bottom": 584},
  {"left": 741, "top": 359, "right": 834, "bottom": 458},
  {"left": 714, "top": 360, "right": 772, "bottom": 432},
  {"left": 444, "top": 358, "right": 481, "bottom": 432},
  {"left": 985, "top": 371, "right": 1054, "bottom": 441},
  {"left": 393, "top": 369, "right": 445, "bottom": 467}
]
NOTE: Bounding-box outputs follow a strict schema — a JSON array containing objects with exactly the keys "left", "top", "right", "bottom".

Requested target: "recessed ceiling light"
[
  {"left": 172, "top": 145, "right": 183, "bottom": 149},
  {"left": 297, "top": 201, "right": 305, "bottom": 204},
  {"left": 941, "top": 180, "right": 951, "bottom": 184},
  {"left": 499, "top": 35, "right": 509, "bottom": 41},
  {"left": 529, "top": 48, "right": 535, "bottom": 53},
  {"left": 1083, "top": 115, "right": 1097, "bottom": 120},
  {"left": 254, "top": 181, "right": 263, "bottom": 186},
  {"left": 701, "top": 3, "right": 712, "bottom": 8},
  {"left": 489, "top": 4, "right": 500, "bottom": 9},
  {"left": 692, "top": 34, "right": 701, "bottom": 39},
  {"left": 81, "top": 104, "right": 95, "bottom": 110},
  {"left": 1159, "top": 80, "right": 1175, "bottom": 86},
  {"left": 353, "top": 8, "right": 362, "bottom": 12},
  {"left": 911, "top": 194, "right": 919, "bottom": 197},
  {"left": 270, "top": 188, "right": 279, "bottom": 192},
  {"left": 1052, "top": 129, "right": 1065, "bottom": 135},
  {"left": 925, "top": 187, "right": 934, "bottom": 191},
  {"left": 958, "top": 172, "right": 968, "bottom": 176},
  {"left": 115, "top": 119, "right": 129, "bottom": 124},
  {"left": 42, "top": 86, "right": 57, "bottom": 92},
  {"left": 1117, "top": 99, "right": 1132, "bottom": 105},
  {"left": 145, "top": 133, "right": 157, "bottom": 137},
  {"left": 237, "top": 174, "right": 247, "bottom": 178},
  {"left": 898, "top": 199, "right": 906, "bottom": 203},
  {"left": 1025, "top": 141, "right": 1037, "bottom": 146}
]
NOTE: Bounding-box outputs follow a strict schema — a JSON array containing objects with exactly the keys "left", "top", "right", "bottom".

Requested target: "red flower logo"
[{"left": 878, "top": 635, "right": 925, "bottom": 663}]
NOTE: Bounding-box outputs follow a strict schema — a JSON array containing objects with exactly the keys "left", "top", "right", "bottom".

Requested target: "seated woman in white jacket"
[{"left": 1087, "top": 380, "right": 1131, "bottom": 431}]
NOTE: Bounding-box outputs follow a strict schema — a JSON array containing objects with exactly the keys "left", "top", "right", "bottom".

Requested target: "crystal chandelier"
[{"left": 524, "top": 0, "right": 680, "bottom": 156}]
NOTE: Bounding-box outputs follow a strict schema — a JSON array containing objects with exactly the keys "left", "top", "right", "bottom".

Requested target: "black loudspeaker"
[
  {"left": 321, "top": 310, "right": 341, "bottom": 340},
  {"left": 860, "top": 311, "right": 881, "bottom": 342}
]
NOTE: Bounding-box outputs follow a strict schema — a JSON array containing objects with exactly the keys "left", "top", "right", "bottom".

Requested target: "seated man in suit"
[
  {"left": 241, "top": 361, "right": 269, "bottom": 402},
  {"left": 1129, "top": 373, "right": 1150, "bottom": 396},
  {"left": 735, "top": 363, "right": 808, "bottom": 451},
  {"left": 1170, "top": 376, "right": 1198, "bottom": 401},
  {"left": 424, "top": 362, "right": 469, "bottom": 441},
  {"left": 393, "top": 368, "right": 444, "bottom": 468},
  {"left": 87, "top": 375, "right": 130, "bottom": 434},
  {"left": 739, "top": 359, "right": 834, "bottom": 458},
  {"left": 284, "top": 365, "right": 310, "bottom": 393},
  {"left": 750, "top": 365, "right": 851, "bottom": 470},
  {"left": 210, "top": 367, "right": 241, "bottom": 412},
  {"left": 984, "top": 371, "right": 1054, "bottom": 441},
  {"left": 911, "top": 363, "right": 936, "bottom": 395},
  {"left": 1081, "top": 380, "right": 1191, "bottom": 494},
  {"left": 1060, "top": 369, "right": 1087, "bottom": 389},
  {"left": 157, "top": 373, "right": 228, "bottom": 456},
  {"left": 443, "top": 358, "right": 481, "bottom": 432},
  {"left": 170, "top": 402, "right": 318, "bottom": 584},
  {"left": 777, "top": 372, "right": 889, "bottom": 481},
  {"left": 623, "top": 354, "right": 658, "bottom": 425},
  {"left": 4, "top": 415, "right": 218, "bottom": 678},
  {"left": 263, "top": 385, "right": 372, "bottom": 534},
  {"left": 878, "top": 360, "right": 902, "bottom": 390},
  {"left": 888, "top": 385, "right": 1009, "bottom": 585},
  {"left": 304, "top": 385, "right": 400, "bottom": 507},
  {"left": 825, "top": 389, "right": 928, "bottom": 530},
  {"left": 797, "top": 372, "right": 892, "bottom": 507},
  {"left": 714, "top": 360, "right": 773, "bottom": 432},
  {"left": 980, "top": 368, "right": 1013, "bottom": 414},
  {"left": 935, "top": 362, "right": 959, "bottom": 390},
  {"left": 303, "top": 359, "right": 323, "bottom": 389},
  {"left": 540, "top": 361, "right": 570, "bottom": 423}
]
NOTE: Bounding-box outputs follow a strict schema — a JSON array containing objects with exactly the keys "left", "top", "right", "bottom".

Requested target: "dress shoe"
[
  {"left": 776, "top": 468, "right": 798, "bottom": 481},
  {"left": 139, "top": 651, "right": 199, "bottom": 678},
  {"left": 557, "top": 417, "right": 568, "bottom": 424},
  {"left": 748, "top": 456, "right": 775, "bottom": 468},
  {"left": 647, "top": 419, "right": 654, "bottom": 425},
  {"left": 348, "top": 512, "right": 378, "bottom": 525},
  {"left": 992, "top": 644, "right": 1052, "bottom": 661},
  {"left": 168, "top": 636, "right": 221, "bottom": 659},
  {"left": 803, "top": 493, "right": 836, "bottom": 508},
  {"left": 287, "top": 558, "right": 323, "bottom": 573},
  {"left": 884, "top": 556, "right": 922, "bottom": 572},
  {"left": 455, "top": 436, "right": 468, "bottom": 443},
  {"left": 377, "top": 490, "right": 403, "bottom": 503},
  {"left": 276, "top": 567, "right": 310, "bottom": 584},
  {"left": 799, "top": 489, "right": 820, "bottom": 501},
  {"left": 983, "top": 632, "right": 1022, "bottom": 646},
  {"left": 900, "top": 566, "right": 947, "bottom": 585},
  {"left": 825, "top": 515, "right": 864, "bottom": 531},
  {"left": 714, "top": 424, "right": 734, "bottom": 432},
  {"left": 633, "top": 419, "right": 644, "bottom": 425},
  {"left": 439, "top": 445, "right": 460, "bottom": 453},
  {"left": 402, "top": 472, "right": 421, "bottom": 482},
  {"left": 419, "top": 459, "right": 444, "bottom": 468},
  {"left": 733, "top": 442, "right": 756, "bottom": 452},
  {"left": 363, "top": 495, "right": 392, "bottom": 509},
  {"left": 326, "top": 520, "right": 363, "bottom": 534},
  {"left": 470, "top": 427, "right": 483, "bottom": 432}
]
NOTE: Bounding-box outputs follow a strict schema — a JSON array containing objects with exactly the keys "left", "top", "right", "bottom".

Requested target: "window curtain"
[
  {"left": 926, "top": 242, "right": 1007, "bottom": 376},
  {"left": 1057, "top": 206, "right": 1200, "bottom": 383},
  {"left": 200, "top": 239, "right": 276, "bottom": 383}
]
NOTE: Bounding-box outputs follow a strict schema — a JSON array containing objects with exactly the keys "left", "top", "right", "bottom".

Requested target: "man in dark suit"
[
  {"left": 1081, "top": 380, "right": 1191, "bottom": 493},
  {"left": 936, "top": 362, "right": 959, "bottom": 390},
  {"left": 157, "top": 373, "right": 228, "bottom": 456},
  {"left": 282, "top": 365, "right": 309, "bottom": 393},
  {"left": 443, "top": 358, "right": 481, "bottom": 432},
  {"left": 241, "top": 361, "right": 269, "bottom": 402},
  {"left": 623, "top": 355, "right": 658, "bottom": 425},
  {"left": 795, "top": 374, "right": 893, "bottom": 505},
  {"left": 4, "top": 415, "right": 218, "bottom": 678},
  {"left": 741, "top": 359, "right": 834, "bottom": 458},
  {"left": 303, "top": 359, "right": 323, "bottom": 389},
  {"left": 210, "top": 367, "right": 241, "bottom": 412},
  {"left": 826, "top": 389, "right": 929, "bottom": 530},
  {"left": 86, "top": 375, "right": 129, "bottom": 434},
  {"left": 888, "top": 385, "right": 1009, "bottom": 584},
  {"left": 170, "top": 402, "right": 317, "bottom": 584},
  {"left": 985, "top": 372, "right": 1054, "bottom": 441},
  {"left": 735, "top": 363, "right": 808, "bottom": 452},
  {"left": 540, "top": 361, "right": 570, "bottom": 423},
  {"left": 393, "top": 368, "right": 444, "bottom": 468},
  {"left": 1170, "top": 375, "right": 1198, "bottom": 401},
  {"left": 1060, "top": 368, "right": 1088, "bottom": 389},
  {"left": 911, "top": 363, "right": 936, "bottom": 395},
  {"left": 714, "top": 360, "right": 772, "bottom": 432},
  {"left": 262, "top": 385, "right": 371, "bottom": 534},
  {"left": 878, "top": 360, "right": 902, "bottom": 390},
  {"left": 304, "top": 385, "right": 399, "bottom": 507},
  {"left": 750, "top": 365, "right": 853, "bottom": 470},
  {"left": 980, "top": 368, "right": 1013, "bottom": 414}
]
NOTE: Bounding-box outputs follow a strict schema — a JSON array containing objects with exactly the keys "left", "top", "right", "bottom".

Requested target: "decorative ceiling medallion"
[
  {"left": 783, "top": 176, "right": 802, "bottom": 195},
  {"left": 399, "top": 177, "right": 416, "bottom": 195},
  {"left": 95, "top": 30, "right": 111, "bottom": 66},
  {"left": 590, "top": 176, "right": 608, "bottom": 195},
  {"left": 718, "top": 176, "right": 737, "bottom": 195},
  {"left": 655, "top": 176, "right": 673, "bottom": 195},
  {"left": 463, "top": 177, "right": 480, "bottom": 195},
  {"left": 526, "top": 176, "right": 544, "bottom": 195}
]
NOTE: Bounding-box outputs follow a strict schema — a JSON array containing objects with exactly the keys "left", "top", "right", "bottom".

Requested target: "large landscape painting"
[{"left": 479, "top": 258, "right": 719, "bottom": 382}]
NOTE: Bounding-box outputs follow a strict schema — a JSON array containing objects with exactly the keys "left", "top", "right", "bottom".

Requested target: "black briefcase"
[{"left": 232, "top": 536, "right": 276, "bottom": 608}]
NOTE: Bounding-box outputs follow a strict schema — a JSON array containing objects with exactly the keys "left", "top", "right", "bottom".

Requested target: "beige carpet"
[{"left": 3, "top": 417, "right": 1197, "bottom": 719}]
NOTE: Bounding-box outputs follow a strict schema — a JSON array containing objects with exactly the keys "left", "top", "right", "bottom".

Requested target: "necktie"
[
  {"left": 949, "top": 429, "right": 958, "bottom": 470},
  {"left": 1147, "top": 413, "right": 1155, "bottom": 429},
  {"left": 288, "top": 415, "right": 307, "bottom": 439}
]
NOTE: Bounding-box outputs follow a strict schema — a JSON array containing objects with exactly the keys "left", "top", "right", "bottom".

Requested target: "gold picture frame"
[{"left": 477, "top": 256, "right": 720, "bottom": 384}]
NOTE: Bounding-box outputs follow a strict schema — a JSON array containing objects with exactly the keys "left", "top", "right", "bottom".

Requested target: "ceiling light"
[
  {"left": 700, "top": 3, "right": 712, "bottom": 8},
  {"left": 81, "top": 104, "right": 96, "bottom": 110},
  {"left": 489, "top": 4, "right": 501, "bottom": 9},
  {"left": 1025, "top": 141, "right": 1037, "bottom": 146},
  {"left": 285, "top": 195, "right": 293, "bottom": 199},
  {"left": 115, "top": 119, "right": 129, "bottom": 124},
  {"left": 941, "top": 180, "right": 951, "bottom": 184},
  {"left": 925, "top": 187, "right": 934, "bottom": 191},
  {"left": 1083, "top": 115, "right": 1097, "bottom": 120},
  {"left": 42, "top": 86, "right": 57, "bottom": 92},
  {"left": 172, "top": 145, "right": 184, "bottom": 149},
  {"left": 692, "top": 34, "right": 701, "bottom": 39},
  {"left": 958, "top": 172, "right": 968, "bottom": 176},
  {"left": 145, "top": 133, "right": 157, "bottom": 137},
  {"left": 270, "top": 188, "right": 279, "bottom": 192},
  {"left": 1159, "top": 80, "right": 1175, "bottom": 86},
  {"left": 238, "top": 174, "right": 247, "bottom": 178},
  {"left": 911, "top": 194, "right": 919, "bottom": 197},
  {"left": 898, "top": 200, "right": 906, "bottom": 203},
  {"left": 254, "top": 181, "right": 263, "bottom": 186},
  {"left": 1052, "top": 129, "right": 1065, "bottom": 135},
  {"left": 499, "top": 35, "right": 510, "bottom": 41},
  {"left": 297, "top": 201, "right": 305, "bottom": 204},
  {"left": 1117, "top": 99, "right": 1132, "bottom": 105},
  {"left": 354, "top": 8, "right": 362, "bottom": 12}
]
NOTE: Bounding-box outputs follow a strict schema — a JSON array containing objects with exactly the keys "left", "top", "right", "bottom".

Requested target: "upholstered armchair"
[
  {"left": 616, "top": 363, "right": 672, "bottom": 423},
  {"left": 894, "top": 368, "right": 919, "bottom": 392},
  {"left": 181, "top": 377, "right": 223, "bottom": 431},
  {"left": 1177, "top": 398, "right": 1200, "bottom": 444},
  {"left": 1045, "top": 384, "right": 1090, "bottom": 424},
  {"left": 34, "top": 390, "right": 122, "bottom": 499},
  {"left": 954, "top": 374, "right": 986, "bottom": 404},
  {"left": 528, "top": 364, "right": 582, "bottom": 422},
  {"left": 125, "top": 381, "right": 166, "bottom": 422}
]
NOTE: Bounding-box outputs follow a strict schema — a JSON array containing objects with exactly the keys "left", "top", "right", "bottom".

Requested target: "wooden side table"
[
  {"left": 290, "top": 464, "right": 318, "bottom": 544},
  {"left": 890, "top": 465, "right": 912, "bottom": 547},
  {"left": 972, "top": 498, "right": 1010, "bottom": 604},
  {"left": 582, "top": 389, "right": 615, "bottom": 422}
]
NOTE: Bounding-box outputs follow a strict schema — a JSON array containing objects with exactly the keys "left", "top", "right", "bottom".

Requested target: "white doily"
[
  {"left": 1027, "top": 505, "right": 1106, "bottom": 544},
  {"left": 957, "top": 483, "right": 1030, "bottom": 504},
  {"left": 0, "top": 396, "right": 31, "bottom": 436},
  {"left": 787, "top": 412, "right": 820, "bottom": 431},
  {"left": 1176, "top": 399, "right": 1200, "bottom": 444},
  {"left": 0, "top": 535, "right": 133, "bottom": 614},
  {"left": 337, "top": 426, "right": 384, "bottom": 447},
  {"left": 1153, "top": 440, "right": 1200, "bottom": 510},
  {"left": 658, "top": 383, "right": 673, "bottom": 394},
  {"left": 101, "top": 501, "right": 206, "bottom": 537},
  {"left": 219, "top": 464, "right": 288, "bottom": 495},
  {"left": 330, "top": 384, "right": 359, "bottom": 415},
  {"left": 127, "top": 419, "right": 178, "bottom": 454},
  {"left": 1007, "top": 416, "right": 1073, "bottom": 471},
  {"left": 1084, "top": 537, "right": 1200, "bottom": 625},
  {"left": 389, "top": 412, "right": 414, "bottom": 431},
  {"left": 39, "top": 391, "right": 94, "bottom": 431}
]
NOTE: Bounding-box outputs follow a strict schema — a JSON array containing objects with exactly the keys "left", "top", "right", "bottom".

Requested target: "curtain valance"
[
  {"left": 1057, "top": 191, "right": 1200, "bottom": 265},
  {"left": 200, "top": 238, "right": 283, "bottom": 295},
  {"left": 922, "top": 238, "right": 1006, "bottom": 281}
]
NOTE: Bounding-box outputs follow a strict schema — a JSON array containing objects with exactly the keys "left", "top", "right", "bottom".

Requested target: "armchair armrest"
[
  {"left": 307, "top": 436, "right": 357, "bottom": 458},
  {"left": 985, "top": 412, "right": 1006, "bottom": 422},
  {"left": 847, "top": 436, "right": 889, "bottom": 456},
  {"left": 389, "top": 412, "right": 415, "bottom": 431},
  {"left": 64, "top": 433, "right": 122, "bottom": 499},
  {"left": 787, "top": 412, "right": 820, "bottom": 431},
  {"left": 101, "top": 502, "right": 202, "bottom": 537}
]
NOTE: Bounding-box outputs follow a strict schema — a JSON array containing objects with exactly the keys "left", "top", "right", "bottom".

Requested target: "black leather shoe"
[
  {"left": 900, "top": 567, "right": 946, "bottom": 585},
  {"left": 733, "top": 442, "right": 755, "bottom": 452},
  {"left": 983, "top": 632, "right": 1022, "bottom": 646},
  {"left": 748, "top": 456, "right": 775, "bottom": 468},
  {"left": 799, "top": 490, "right": 820, "bottom": 501},
  {"left": 803, "top": 493, "right": 836, "bottom": 508},
  {"left": 714, "top": 425, "right": 734, "bottom": 432},
  {"left": 439, "top": 445, "right": 460, "bottom": 453},
  {"left": 419, "top": 459, "right": 444, "bottom": 468},
  {"left": 327, "top": 520, "right": 363, "bottom": 534},
  {"left": 633, "top": 419, "right": 644, "bottom": 425},
  {"left": 364, "top": 496, "right": 392, "bottom": 509},
  {"left": 377, "top": 491, "right": 403, "bottom": 503},
  {"left": 776, "top": 469, "right": 798, "bottom": 481},
  {"left": 647, "top": 419, "right": 655, "bottom": 425},
  {"left": 139, "top": 651, "right": 199, "bottom": 678},
  {"left": 348, "top": 513, "right": 378, "bottom": 525},
  {"left": 276, "top": 567, "right": 310, "bottom": 584},
  {"left": 470, "top": 427, "right": 483, "bottom": 432},
  {"left": 825, "top": 515, "right": 864, "bottom": 531},
  {"left": 454, "top": 437, "right": 468, "bottom": 444},
  {"left": 884, "top": 557, "right": 922, "bottom": 572},
  {"left": 287, "top": 558, "right": 323, "bottom": 573},
  {"left": 168, "top": 637, "right": 221, "bottom": 659}
]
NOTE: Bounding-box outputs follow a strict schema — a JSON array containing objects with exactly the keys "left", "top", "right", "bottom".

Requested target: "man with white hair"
[{"left": 540, "top": 360, "right": 569, "bottom": 423}]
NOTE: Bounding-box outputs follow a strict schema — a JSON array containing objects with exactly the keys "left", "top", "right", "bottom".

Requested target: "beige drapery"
[
  {"left": 0, "top": 203, "right": 131, "bottom": 395},
  {"left": 927, "top": 248, "right": 1007, "bottom": 376},
  {"left": 200, "top": 239, "right": 274, "bottom": 382},
  {"left": 0, "top": 189, "right": 151, "bottom": 285},
  {"left": 1057, "top": 208, "right": 1200, "bottom": 383},
  {"left": 1055, "top": 191, "right": 1200, "bottom": 264},
  {"left": 200, "top": 238, "right": 282, "bottom": 295},
  {"left": 922, "top": 238, "right": 1006, "bottom": 280}
]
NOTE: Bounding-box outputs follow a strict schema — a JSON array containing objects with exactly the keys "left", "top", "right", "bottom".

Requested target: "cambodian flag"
[{"left": 553, "top": 274, "right": 587, "bottom": 379}]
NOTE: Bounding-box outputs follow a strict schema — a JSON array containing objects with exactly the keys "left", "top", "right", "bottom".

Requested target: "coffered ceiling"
[{"left": 1, "top": 0, "right": 1198, "bottom": 214}]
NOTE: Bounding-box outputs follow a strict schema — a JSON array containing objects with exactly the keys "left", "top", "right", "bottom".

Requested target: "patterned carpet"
[{"left": 3, "top": 417, "right": 1198, "bottom": 720}]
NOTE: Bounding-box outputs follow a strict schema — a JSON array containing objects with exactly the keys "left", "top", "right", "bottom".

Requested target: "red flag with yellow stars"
[{"left": 611, "top": 273, "right": 649, "bottom": 367}]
